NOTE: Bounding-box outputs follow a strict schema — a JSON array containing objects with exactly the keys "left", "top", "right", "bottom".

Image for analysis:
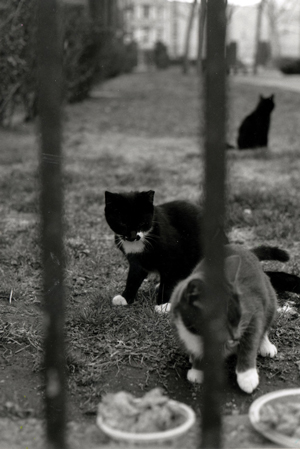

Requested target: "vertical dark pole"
[
  {"left": 201, "top": 0, "right": 227, "bottom": 448},
  {"left": 37, "top": 1, "right": 66, "bottom": 448}
]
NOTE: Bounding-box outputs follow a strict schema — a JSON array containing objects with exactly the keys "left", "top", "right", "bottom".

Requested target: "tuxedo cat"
[
  {"left": 237, "top": 94, "right": 275, "bottom": 149},
  {"left": 170, "top": 244, "right": 279, "bottom": 394},
  {"left": 105, "top": 190, "right": 210, "bottom": 311},
  {"left": 105, "top": 190, "right": 300, "bottom": 311}
]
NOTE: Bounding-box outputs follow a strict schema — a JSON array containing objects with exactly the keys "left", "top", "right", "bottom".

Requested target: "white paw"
[
  {"left": 155, "top": 303, "right": 171, "bottom": 314},
  {"left": 236, "top": 368, "right": 259, "bottom": 394},
  {"left": 112, "top": 295, "right": 128, "bottom": 306},
  {"left": 259, "top": 335, "right": 277, "bottom": 358},
  {"left": 187, "top": 368, "right": 203, "bottom": 384}
]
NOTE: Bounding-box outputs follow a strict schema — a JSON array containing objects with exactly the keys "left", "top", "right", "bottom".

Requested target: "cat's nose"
[{"left": 130, "top": 231, "right": 137, "bottom": 240}]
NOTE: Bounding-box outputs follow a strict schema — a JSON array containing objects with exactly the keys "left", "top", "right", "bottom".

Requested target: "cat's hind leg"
[
  {"left": 155, "top": 303, "right": 171, "bottom": 314},
  {"left": 259, "top": 332, "right": 277, "bottom": 358},
  {"left": 187, "top": 368, "right": 203, "bottom": 384},
  {"left": 154, "top": 278, "right": 175, "bottom": 313},
  {"left": 187, "top": 356, "right": 203, "bottom": 384}
]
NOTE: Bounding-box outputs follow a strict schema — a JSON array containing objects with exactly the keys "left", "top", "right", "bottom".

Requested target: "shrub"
[
  {"left": 99, "top": 37, "right": 138, "bottom": 80},
  {"left": 276, "top": 57, "right": 300, "bottom": 75},
  {"left": 0, "top": 0, "right": 38, "bottom": 123},
  {"left": 0, "top": 1, "right": 137, "bottom": 124},
  {"left": 63, "top": 5, "right": 99, "bottom": 103},
  {"left": 154, "top": 41, "right": 170, "bottom": 69}
]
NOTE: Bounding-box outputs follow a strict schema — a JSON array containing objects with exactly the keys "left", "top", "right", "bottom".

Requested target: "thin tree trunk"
[
  {"left": 183, "top": 0, "right": 198, "bottom": 74},
  {"left": 267, "top": 0, "right": 281, "bottom": 59},
  {"left": 197, "top": 0, "right": 207, "bottom": 74},
  {"left": 253, "top": 0, "right": 265, "bottom": 74}
]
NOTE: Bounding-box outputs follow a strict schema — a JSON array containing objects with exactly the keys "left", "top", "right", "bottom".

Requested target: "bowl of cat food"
[
  {"left": 249, "top": 388, "right": 300, "bottom": 448},
  {"left": 96, "top": 388, "right": 196, "bottom": 442}
]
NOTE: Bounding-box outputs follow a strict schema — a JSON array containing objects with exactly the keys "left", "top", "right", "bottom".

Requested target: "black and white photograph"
[{"left": 1, "top": 0, "right": 300, "bottom": 448}]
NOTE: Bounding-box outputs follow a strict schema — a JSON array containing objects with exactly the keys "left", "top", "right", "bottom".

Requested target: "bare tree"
[
  {"left": 267, "top": 0, "right": 281, "bottom": 59},
  {"left": 253, "top": 0, "right": 266, "bottom": 74},
  {"left": 183, "top": 0, "right": 198, "bottom": 74},
  {"left": 197, "top": 0, "right": 207, "bottom": 74}
]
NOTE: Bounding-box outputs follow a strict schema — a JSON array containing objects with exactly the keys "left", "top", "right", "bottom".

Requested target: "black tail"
[
  {"left": 265, "top": 271, "right": 300, "bottom": 294},
  {"left": 251, "top": 246, "right": 300, "bottom": 294},
  {"left": 251, "top": 245, "right": 289, "bottom": 263}
]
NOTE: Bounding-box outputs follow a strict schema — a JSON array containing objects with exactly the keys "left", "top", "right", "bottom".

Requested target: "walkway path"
[{"left": 233, "top": 69, "right": 300, "bottom": 93}]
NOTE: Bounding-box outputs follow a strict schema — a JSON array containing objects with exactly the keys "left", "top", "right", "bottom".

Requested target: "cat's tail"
[
  {"left": 264, "top": 271, "right": 300, "bottom": 294},
  {"left": 251, "top": 245, "right": 289, "bottom": 262},
  {"left": 252, "top": 245, "right": 300, "bottom": 294}
]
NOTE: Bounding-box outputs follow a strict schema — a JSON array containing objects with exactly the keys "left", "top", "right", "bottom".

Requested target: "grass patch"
[{"left": 1, "top": 67, "right": 300, "bottom": 417}]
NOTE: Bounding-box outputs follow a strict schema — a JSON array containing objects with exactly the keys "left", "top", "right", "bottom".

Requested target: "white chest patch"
[
  {"left": 121, "top": 230, "right": 152, "bottom": 254},
  {"left": 122, "top": 239, "right": 145, "bottom": 254},
  {"left": 175, "top": 316, "right": 203, "bottom": 358}
]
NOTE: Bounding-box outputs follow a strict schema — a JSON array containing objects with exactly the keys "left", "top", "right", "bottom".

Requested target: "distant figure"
[{"left": 237, "top": 94, "right": 275, "bottom": 149}]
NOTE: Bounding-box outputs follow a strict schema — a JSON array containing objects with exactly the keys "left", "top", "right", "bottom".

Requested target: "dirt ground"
[{"left": 1, "top": 68, "right": 300, "bottom": 429}]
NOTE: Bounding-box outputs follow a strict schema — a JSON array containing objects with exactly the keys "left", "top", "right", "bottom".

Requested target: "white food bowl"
[
  {"left": 96, "top": 399, "right": 196, "bottom": 443},
  {"left": 249, "top": 388, "right": 300, "bottom": 448}
]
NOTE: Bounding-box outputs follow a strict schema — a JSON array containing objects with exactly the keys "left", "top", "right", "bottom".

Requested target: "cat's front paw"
[
  {"left": 112, "top": 295, "right": 128, "bottom": 306},
  {"left": 155, "top": 303, "right": 171, "bottom": 314},
  {"left": 236, "top": 368, "right": 259, "bottom": 394},
  {"left": 259, "top": 342, "right": 277, "bottom": 358},
  {"left": 187, "top": 368, "right": 203, "bottom": 384}
]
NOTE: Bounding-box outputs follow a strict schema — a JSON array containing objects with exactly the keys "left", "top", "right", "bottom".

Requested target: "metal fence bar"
[
  {"left": 37, "top": 1, "right": 66, "bottom": 448},
  {"left": 201, "top": 0, "right": 227, "bottom": 448}
]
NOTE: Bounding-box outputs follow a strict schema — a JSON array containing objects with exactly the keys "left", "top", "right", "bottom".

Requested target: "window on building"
[
  {"left": 143, "top": 5, "right": 151, "bottom": 19},
  {"left": 157, "top": 6, "right": 164, "bottom": 20}
]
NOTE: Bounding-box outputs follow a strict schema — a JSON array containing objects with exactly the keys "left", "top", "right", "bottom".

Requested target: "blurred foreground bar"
[
  {"left": 37, "top": 1, "right": 66, "bottom": 448},
  {"left": 201, "top": 0, "right": 227, "bottom": 448}
]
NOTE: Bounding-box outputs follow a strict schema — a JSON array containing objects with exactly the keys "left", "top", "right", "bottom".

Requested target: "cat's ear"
[
  {"left": 225, "top": 255, "right": 241, "bottom": 287},
  {"left": 269, "top": 94, "right": 274, "bottom": 100},
  {"left": 143, "top": 190, "right": 155, "bottom": 203},
  {"left": 259, "top": 94, "right": 264, "bottom": 100},
  {"left": 105, "top": 191, "right": 117, "bottom": 205},
  {"left": 185, "top": 278, "right": 203, "bottom": 309}
]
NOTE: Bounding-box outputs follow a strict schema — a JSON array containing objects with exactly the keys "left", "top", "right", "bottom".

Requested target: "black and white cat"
[
  {"left": 170, "top": 244, "right": 279, "bottom": 394},
  {"left": 105, "top": 190, "right": 300, "bottom": 311},
  {"left": 237, "top": 94, "right": 275, "bottom": 149},
  {"left": 105, "top": 190, "right": 210, "bottom": 312}
]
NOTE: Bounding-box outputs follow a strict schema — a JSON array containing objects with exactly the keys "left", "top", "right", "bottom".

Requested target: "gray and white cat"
[{"left": 170, "top": 244, "right": 279, "bottom": 394}]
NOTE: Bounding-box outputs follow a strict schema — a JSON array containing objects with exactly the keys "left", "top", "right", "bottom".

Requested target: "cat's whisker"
[
  {"left": 143, "top": 238, "right": 154, "bottom": 251},
  {"left": 144, "top": 235, "right": 158, "bottom": 244}
]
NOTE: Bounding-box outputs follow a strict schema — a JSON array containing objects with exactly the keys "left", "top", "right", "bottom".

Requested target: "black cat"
[
  {"left": 105, "top": 190, "right": 211, "bottom": 311},
  {"left": 237, "top": 94, "right": 275, "bottom": 149},
  {"left": 105, "top": 190, "right": 300, "bottom": 310}
]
